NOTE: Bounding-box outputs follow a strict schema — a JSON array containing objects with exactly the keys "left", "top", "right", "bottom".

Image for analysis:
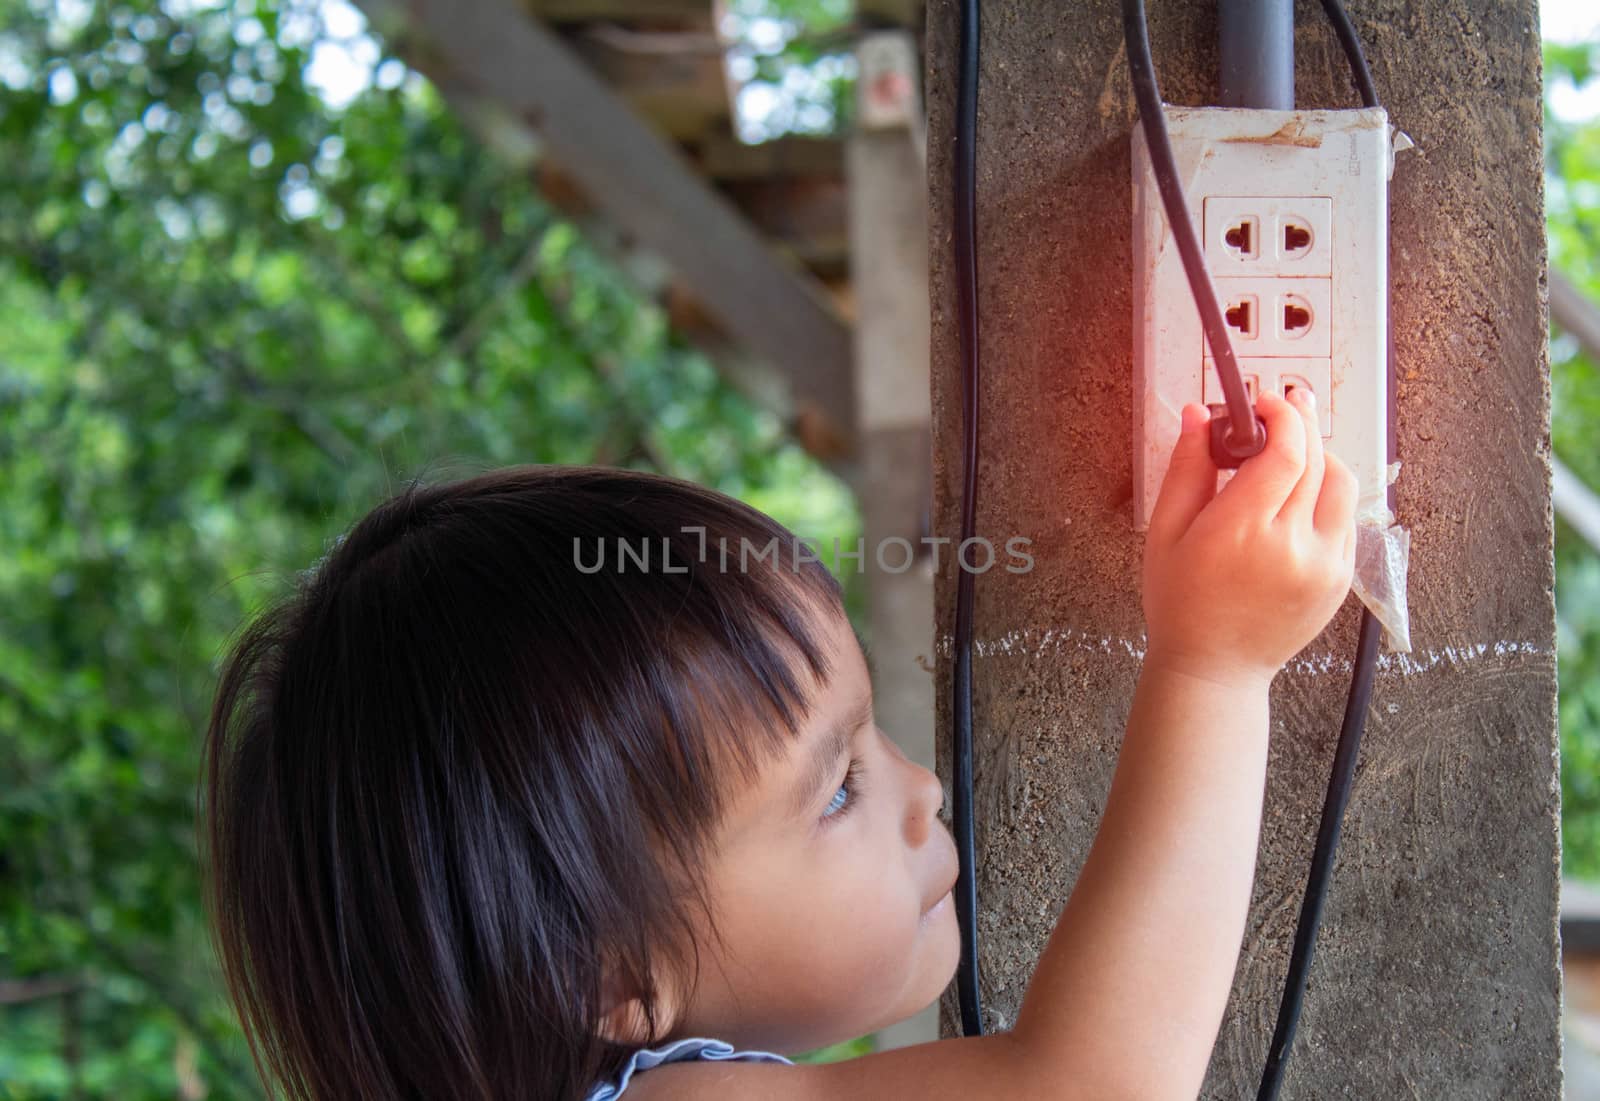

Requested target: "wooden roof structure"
[{"left": 353, "top": 0, "right": 923, "bottom": 476}]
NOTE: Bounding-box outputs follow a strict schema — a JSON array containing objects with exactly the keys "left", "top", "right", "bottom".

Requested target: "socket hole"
[
  {"left": 1224, "top": 297, "right": 1257, "bottom": 338},
  {"left": 1282, "top": 220, "right": 1313, "bottom": 258},
  {"left": 1206, "top": 371, "right": 1259, "bottom": 402},
  {"left": 1281, "top": 375, "right": 1316, "bottom": 406},
  {"left": 1282, "top": 297, "right": 1312, "bottom": 337},
  {"left": 1223, "top": 217, "right": 1258, "bottom": 259}
]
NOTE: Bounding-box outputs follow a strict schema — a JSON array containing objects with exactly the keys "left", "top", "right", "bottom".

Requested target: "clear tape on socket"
[
  {"left": 1352, "top": 460, "right": 1410, "bottom": 653},
  {"left": 1352, "top": 124, "right": 1414, "bottom": 653}
]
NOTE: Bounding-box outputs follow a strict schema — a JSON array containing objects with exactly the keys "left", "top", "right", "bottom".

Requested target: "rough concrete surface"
[{"left": 925, "top": 1, "right": 1558, "bottom": 1096}]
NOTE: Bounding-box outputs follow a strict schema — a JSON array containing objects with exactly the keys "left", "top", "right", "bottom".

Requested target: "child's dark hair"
[{"left": 199, "top": 464, "right": 846, "bottom": 1100}]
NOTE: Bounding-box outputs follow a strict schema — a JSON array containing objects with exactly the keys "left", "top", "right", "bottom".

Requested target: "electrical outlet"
[
  {"left": 1131, "top": 107, "right": 1396, "bottom": 531},
  {"left": 1203, "top": 196, "right": 1333, "bottom": 276},
  {"left": 1207, "top": 276, "right": 1332, "bottom": 359},
  {"left": 1203, "top": 358, "right": 1332, "bottom": 437}
]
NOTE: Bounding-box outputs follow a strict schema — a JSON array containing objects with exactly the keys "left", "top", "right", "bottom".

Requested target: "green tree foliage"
[
  {"left": 723, "top": 0, "right": 856, "bottom": 141},
  {"left": 0, "top": 0, "right": 856, "bottom": 1094},
  {"left": 1546, "top": 38, "right": 1600, "bottom": 881}
]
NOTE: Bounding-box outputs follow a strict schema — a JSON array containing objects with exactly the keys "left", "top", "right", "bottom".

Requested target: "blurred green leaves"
[
  {"left": 0, "top": 0, "right": 857, "bottom": 1094},
  {"left": 722, "top": 0, "right": 857, "bottom": 141}
]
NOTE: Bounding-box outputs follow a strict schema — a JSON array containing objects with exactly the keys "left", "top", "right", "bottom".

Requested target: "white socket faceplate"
[{"left": 1131, "top": 107, "right": 1395, "bottom": 531}]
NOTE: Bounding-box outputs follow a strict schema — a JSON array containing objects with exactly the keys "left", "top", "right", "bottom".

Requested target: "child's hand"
[{"left": 1142, "top": 389, "right": 1358, "bottom": 686}]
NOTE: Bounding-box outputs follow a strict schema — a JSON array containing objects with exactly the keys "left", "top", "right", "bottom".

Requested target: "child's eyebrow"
[{"left": 788, "top": 688, "right": 873, "bottom": 820}]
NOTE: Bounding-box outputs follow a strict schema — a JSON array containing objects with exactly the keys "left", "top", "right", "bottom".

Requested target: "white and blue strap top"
[{"left": 584, "top": 1036, "right": 793, "bottom": 1100}]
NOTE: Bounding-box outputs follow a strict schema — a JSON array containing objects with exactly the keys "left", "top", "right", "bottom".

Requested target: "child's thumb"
[{"left": 1147, "top": 404, "right": 1218, "bottom": 545}]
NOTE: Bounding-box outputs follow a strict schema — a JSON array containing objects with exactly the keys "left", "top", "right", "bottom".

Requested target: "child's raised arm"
[{"left": 639, "top": 388, "right": 1357, "bottom": 1100}]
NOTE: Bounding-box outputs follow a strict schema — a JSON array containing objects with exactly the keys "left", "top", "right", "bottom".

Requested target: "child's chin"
[{"left": 914, "top": 899, "right": 964, "bottom": 1002}]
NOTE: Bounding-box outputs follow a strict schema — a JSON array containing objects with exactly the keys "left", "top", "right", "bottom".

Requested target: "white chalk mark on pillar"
[{"left": 934, "top": 627, "right": 1550, "bottom": 677}]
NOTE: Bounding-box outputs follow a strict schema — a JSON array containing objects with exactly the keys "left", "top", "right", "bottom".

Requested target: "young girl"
[{"left": 200, "top": 388, "right": 1355, "bottom": 1100}]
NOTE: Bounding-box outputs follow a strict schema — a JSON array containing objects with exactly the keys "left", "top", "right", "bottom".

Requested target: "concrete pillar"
[
  {"left": 848, "top": 28, "right": 939, "bottom": 1051},
  {"left": 925, "top": 1, "right": 1559, "bottom": 1095}
]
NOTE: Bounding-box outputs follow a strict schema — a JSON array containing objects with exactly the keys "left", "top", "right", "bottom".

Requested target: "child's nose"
[{"left": 903, "top": 759, "right": 945, "bottom": 845}]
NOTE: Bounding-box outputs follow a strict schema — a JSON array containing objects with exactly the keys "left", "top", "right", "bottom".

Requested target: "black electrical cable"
[
  {"left": 1256, "top": 4, "right": 1387, "bottom": 1097},
  {"left": 951, "top": 0, "right": 984, "bottom": 1039},
  {"left": 1121, "top": 0, "right": 1265, "bottom": 464},
  {"left": 1319, "top": 0, "right": 1379, "bottom": 110},
  {"left": 1120, "top": 0, "right": 1391, "bottom": 1093},
  {"left": 954, "top": 0, "right": 1389, "bottom": 1068},
  {"left": 1256, "top": 609, "right": 1381, "bottom": 1098}
]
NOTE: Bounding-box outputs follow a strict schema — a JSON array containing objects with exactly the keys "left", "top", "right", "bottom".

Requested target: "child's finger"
[
  {"left": 1214, "top": 392, "right": 1306, "bottom": 517},
  {"left": 1275, "top": 388, "right": 1325, "bottom": 525},
  {"left": 1314, "top": 452, "right": 1360, "bottom": 540},
  {"left": 1147, "top": 403, "right": 1217, "bottom": 546}
]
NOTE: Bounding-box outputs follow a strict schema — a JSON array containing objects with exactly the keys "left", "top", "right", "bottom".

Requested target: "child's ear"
[{"left": 596, "top": 970, "right": 679, "bottom": 1047}]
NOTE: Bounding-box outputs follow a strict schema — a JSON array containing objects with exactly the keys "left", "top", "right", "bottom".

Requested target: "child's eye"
[{"left": 822, "top": 758, "right": 864, "bottom": 823}]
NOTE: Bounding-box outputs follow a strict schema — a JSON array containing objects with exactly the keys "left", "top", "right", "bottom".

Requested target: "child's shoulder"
[{"left": 603, "top": 1031, "right": 1048, "bottom": 1100}]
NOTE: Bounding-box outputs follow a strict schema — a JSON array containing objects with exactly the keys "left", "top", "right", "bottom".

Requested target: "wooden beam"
[
  {"left": 1563, "top": 879, "right": 1600, "bottom": 956},
  {"left": 845, "top": 28, "right": 935, "bottom": 1052},
  {"left": 562, "top": 26, "right": 730, "bottom": 140},
  {"left": 693, "top": 134, "right": 846, "bottom": 180},
  {"left": 719, "top": 176, "right": 849, "bottom": 272},
  {"left": 855, "top": 0, "right": 922, "bottom": 29},
  {"left": 1554, "top": 458, "right": 1600, "bottom": 557},
  {"left": 521, "top": 0, "right": 710, "bottom": 26},
  {"left": 540, "top": 134, "right": 847, "bottom": 274},
  {"left": 358, "top": 0, "right": 857, "bottom": 454},
  {"left": 1553, "top": 268, "right": 1600, "bottom": 366},
  {"left": 505, "top": 140, "right": 856, "bottom": 477},
  {"left": 1547, "top": 269, "right": 1600, "bottom": 557}
]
